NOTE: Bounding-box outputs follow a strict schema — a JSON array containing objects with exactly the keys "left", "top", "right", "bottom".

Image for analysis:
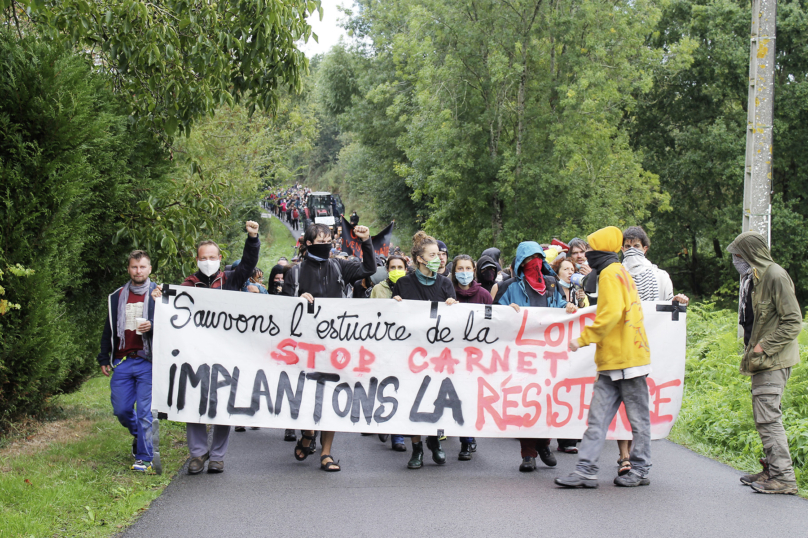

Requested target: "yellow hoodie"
[{"left": 577, "top": 226, "right": 651, "bottom": 371}]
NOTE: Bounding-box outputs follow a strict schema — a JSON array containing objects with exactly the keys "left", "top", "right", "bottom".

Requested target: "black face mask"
[
  {"left": 271, "top": 281, "right": 283, "bottom": 295},
  {"left": 307, "top": 243, "right": 332, "bottom": 259},
  {"left": 481, "top": 268, "right": 496, "bottom": 282}
]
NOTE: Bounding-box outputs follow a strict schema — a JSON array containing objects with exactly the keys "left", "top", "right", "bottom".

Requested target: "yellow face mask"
[{"left": 388, "top": 269, "right": 407, "bottom": 283}]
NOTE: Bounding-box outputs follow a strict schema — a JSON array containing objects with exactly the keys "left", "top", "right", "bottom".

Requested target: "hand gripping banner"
[{"left": 152, "top": 288, "right": 685, "bottom": 440}]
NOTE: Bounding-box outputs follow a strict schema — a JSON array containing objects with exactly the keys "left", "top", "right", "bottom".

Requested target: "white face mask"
[{"left": 197, "top": 259, "right": 220, "bottom": 277}]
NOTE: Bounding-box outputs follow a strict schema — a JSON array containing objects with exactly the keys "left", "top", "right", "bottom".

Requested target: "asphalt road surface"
[{"left": 122, "top": 430, "right": 808, "bottom": 538}]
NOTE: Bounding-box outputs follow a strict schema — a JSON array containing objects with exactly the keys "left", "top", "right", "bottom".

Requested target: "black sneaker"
[{"left": 537, "top": 445, "right": 557, "bottom": 467}]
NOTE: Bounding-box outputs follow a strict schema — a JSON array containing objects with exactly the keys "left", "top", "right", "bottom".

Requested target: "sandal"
[
  {"left": 320, "top": 454, "right": 341, "bottom": 472},
  {"left": 617, "top": 458, "right": 631, "bottom": 476},
  {"left": 295, "top": 433, "right": 316, "bottom": 461}
]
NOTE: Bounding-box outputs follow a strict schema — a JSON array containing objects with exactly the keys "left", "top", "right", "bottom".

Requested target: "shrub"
[{"left": 0, "top": 32, "right": 171, "bottom": 423}]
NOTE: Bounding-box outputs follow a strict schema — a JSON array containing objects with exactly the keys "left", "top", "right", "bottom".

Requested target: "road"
[{"left": 123, "top": 431, "right": 807, "bottom": 538}]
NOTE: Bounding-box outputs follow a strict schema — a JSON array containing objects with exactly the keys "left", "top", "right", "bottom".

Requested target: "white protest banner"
[{"left": 152, "top": 286, "right": 686, "bottom": 439}]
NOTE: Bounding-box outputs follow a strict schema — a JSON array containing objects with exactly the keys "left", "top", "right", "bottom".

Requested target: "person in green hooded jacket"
[{"left": 728, "top": 231, "right": 801, "bottom": 495}]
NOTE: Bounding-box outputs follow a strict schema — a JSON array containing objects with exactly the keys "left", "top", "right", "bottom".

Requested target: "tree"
[
  {"left": 5, "top": 0, "right": 321, "bottom": 138},
  {"left": 320, "top": 0, "right": 688, "bottom": 258}
]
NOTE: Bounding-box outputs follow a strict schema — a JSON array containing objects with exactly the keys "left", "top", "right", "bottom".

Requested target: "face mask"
[
  {"left": 481, "top": 268, "right": 496, "bottom": 282},
  {"left": 388, "top": 269, "right": 407, "bottom": 283},
  {"left": 197, "top": 259, "right": 220, "bottom": 277},
  {"left": 733, "top": 255, "right": 751, "bottom": 275},
  {"left": 307, "top": 243, "right": 332, "bottom": 260},
  {"left": 624, "top": 247, "right": 645, "bottom": 258},
  {"left": 456, "top": 271, "right": 474, "bottom": 286},
  {"left": 421, "top": 257, "right": 441, "bottom": 274}
]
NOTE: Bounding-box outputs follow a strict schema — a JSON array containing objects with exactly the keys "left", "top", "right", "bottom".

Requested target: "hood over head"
[
  {"left": 513, "top": 241, "right": 556, "bottom": 278},
  {"left": 477, "top": 254, "right": 500, "bottom": 274},
  {"left": 727, "top": 231, "right": 774, "bottom": 278},
  {"left": 481, "top": 247, "right": 502, "bottom": 263},
  {"left": 587, "top": 226, "right": 623, "bottom": 253}
]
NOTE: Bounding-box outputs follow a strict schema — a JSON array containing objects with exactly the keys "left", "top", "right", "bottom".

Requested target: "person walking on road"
[
  {"left": 392, "top": 231, "right": 458, "bottom": 468},
  {"left": 497, "top": 241, "right": 577, "bottom": 473},
  {"left": 152, "top": 222, "right": 261, "bottom": 474},
  {"left": 97, "top": 250, "right": 158, "bottom": 472},
  {"left": 282, "top": 223, "right": 376, "bottom": 472},
  {"left": 730, "top": 232, "right": 801, "bottom": 495},
  {"left": 451, "top": 254, "right": 491, "bottom": 461},
  {"left": 555, "top": 226, "right": 652, "bottom": 489}
]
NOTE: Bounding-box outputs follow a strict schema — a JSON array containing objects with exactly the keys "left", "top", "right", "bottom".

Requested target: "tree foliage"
[
  {"left": 0, "top": 32, "right": 172, "bottom": 420},
  {"left": 311, "top": 0, "right": 690, "bottom": 259},
  {"left": 7, "top": 0, "right": 320, "bottom": 138}
]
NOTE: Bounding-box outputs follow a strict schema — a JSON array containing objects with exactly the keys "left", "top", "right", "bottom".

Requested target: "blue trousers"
[{"left": 110, "top": 357, "right": 153, "bottom": 461}]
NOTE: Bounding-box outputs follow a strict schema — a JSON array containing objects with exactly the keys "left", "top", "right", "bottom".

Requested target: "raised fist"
[
  {"left": 246, "top": 221, "right": 259, "bottom": 237},
  {"left": 354, "top": 225, "right": 370, "bottom": 240}
]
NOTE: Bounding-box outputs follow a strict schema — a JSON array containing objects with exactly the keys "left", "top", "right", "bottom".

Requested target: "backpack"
[
  {"left": 291, "top": 259, "right": 352, "bottom": 298},
  {"left": 292, "top": 209, "right": 299, "bottom": 219}
]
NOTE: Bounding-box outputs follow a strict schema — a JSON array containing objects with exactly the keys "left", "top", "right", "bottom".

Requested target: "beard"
[{"left": 131, "top": 275, "right": 149, "bottom": 284}]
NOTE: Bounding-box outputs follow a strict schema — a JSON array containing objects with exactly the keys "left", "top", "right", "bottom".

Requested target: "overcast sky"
[{"left": 298, "top": 0, "right": 352, "bottom": 57}]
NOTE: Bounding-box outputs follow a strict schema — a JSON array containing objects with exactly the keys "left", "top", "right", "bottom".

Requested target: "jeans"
[
  {"left": 391, "top": 435, "right": 405, "bottom": 445},
  {"left": 751, "top": 367, "right": 796, "bottom": 484},
  {"left": 187, "top": 423, "right": 232, "bottom": 461},
  {"left": 575, "top": 374, "right": 651, "bottom": 478},
  {"left": 110, "top": 357, "right": 153, "bottom": 461}
]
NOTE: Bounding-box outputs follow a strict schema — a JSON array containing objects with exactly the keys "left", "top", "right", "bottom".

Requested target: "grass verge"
[
  {"left": 257, "top": 214, "right": 297, "bottom": 271},
  {"left": 670, "top": 303, "right": 808, "bottom": 495},
  {"left": 0, "top": 376, "right": 188, "bottom": 537}
]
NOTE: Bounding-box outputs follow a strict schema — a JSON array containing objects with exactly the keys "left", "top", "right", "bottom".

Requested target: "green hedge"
[
  {"left": 0, "top": 32, "right": 172, "bottom": 424},
  {"left": 672, "top": 303, "right": 808, "bottom": 488}
]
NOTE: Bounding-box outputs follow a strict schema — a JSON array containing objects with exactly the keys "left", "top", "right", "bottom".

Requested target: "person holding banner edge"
[
  {"left": 555, "top": 226, "right": 652, "bottom": 489},
  {"left": 97, "top": 250, "right": 158, "bottom": 472},
  {"left": 282, "top": 222, "right": 376, "bottom": 472},
  {"left": 152, "top": 221, "right": 261, "bottom": 474},
  {"left": 392, "top": 231, "right": 459, "bottom": 469}
]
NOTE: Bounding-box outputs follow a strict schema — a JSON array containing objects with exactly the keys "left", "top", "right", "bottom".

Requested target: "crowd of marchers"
[{"left": 97, "top": 186, "right": 801, "bottom": 494}]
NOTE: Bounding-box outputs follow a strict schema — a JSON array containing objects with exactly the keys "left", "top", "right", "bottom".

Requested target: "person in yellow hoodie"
[{"left": 554, "top": 226, "right": 652, "bottom": 489}]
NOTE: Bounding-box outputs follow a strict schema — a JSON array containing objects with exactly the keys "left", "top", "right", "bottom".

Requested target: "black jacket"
[
  {"left": 181, "top": 235, "right": 260, "bottom": 291},
  {"left": 283, "top": 239, "right": 375, "bottom": 298},
  {"left": 393, "top": 272, "right": 456, "bottom": 302}
]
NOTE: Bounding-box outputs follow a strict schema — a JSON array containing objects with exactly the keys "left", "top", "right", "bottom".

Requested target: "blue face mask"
[{"left": 456, "top": 271, "right": 474, "bottom": 286}]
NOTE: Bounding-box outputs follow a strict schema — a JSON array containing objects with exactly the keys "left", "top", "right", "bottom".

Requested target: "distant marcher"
[
  {"left": 730, "top": 232, "right": 801, "bottom": 495},
  {"left": 350, "top": 211, "right": 359, "bottom": 226},
  {"left": 291, "top": 207, "right": 300, "bottom": 231},
  {"left": 97, "top": 250, "right": 158, "bottom": 472}
]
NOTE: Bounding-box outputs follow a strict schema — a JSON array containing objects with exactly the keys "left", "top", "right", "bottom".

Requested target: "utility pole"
[{"left": 742, "top": 0, "right": 776, "bottom": 246}]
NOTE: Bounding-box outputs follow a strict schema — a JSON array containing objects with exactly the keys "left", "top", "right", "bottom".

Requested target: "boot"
[
  {"left": 426, "top": 435, "right": 446, "bottom": 465},
  {"left": 407, "top": 442, "right": 424, "bottom": 469},
  {"left": 750, "top": 477, "right": 798, "bottom": 495},
  {"left": 740, "top": 458, "right": 769, "bottom": 486},
  {"left": 458, "top": 442, "right": 472, "bottom": 461}
]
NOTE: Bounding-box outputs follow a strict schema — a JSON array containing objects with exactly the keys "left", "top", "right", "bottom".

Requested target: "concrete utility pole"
[{"left": 742, "top": 0, "right": 777, "bottom": 246}]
